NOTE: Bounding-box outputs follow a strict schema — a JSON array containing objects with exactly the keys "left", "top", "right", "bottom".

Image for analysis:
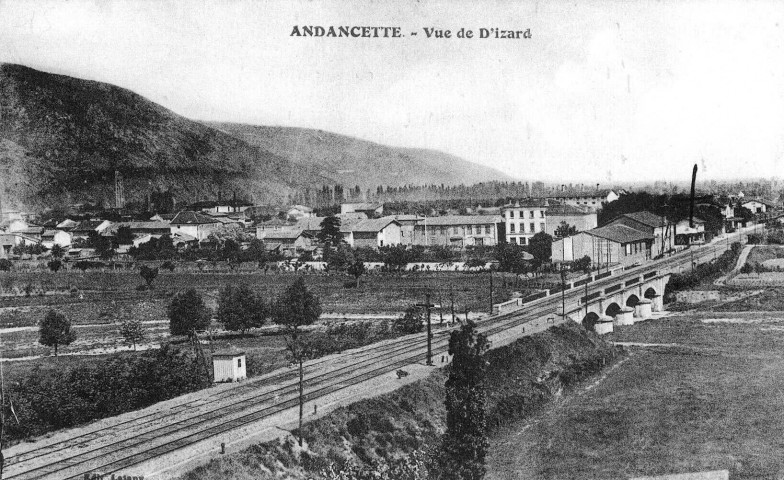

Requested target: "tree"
[
  {"left": 528, "top": 232, "right": 553, "bottom": 263},
  {"left": 554, "top": 221, "right": 577, "bottom": 239},
  {"left": 116, "top": 225, "right": 135, "bottom": 245},
  {"left": 317, "top": 215, "right": 343, "bottom": 248},
  {"left": 437, "top": 320, "right": 490, "bottom": 480},
  {"left": 0, "top": 258, "right": 12, "bottom": 271},
  {"left": 393, "top": 306, "right": 424, "bottom": 334},
  {"left": 494, "top": 243, "right": 529, "bottom": 274},
  {"left": 120, "top": 318, "right": 146, "bottom": 351},
  {"left": 94, "top": 235, "right": 116, "bottom": 261},
  {"left": 50, "top": 244, "right": 65, "bottom": 259},
  {"left": 47, "top": 259, "right": 63, "bottom": 272},
  {"left": 139, "top": 265, "right": 159, "bottom": 289},
  {"left": 271, "top": 277, "right": 322, "bottom": 446},
  {"left": 168, "top": 289, "right": 212, "bottom": 338},
  {"left": 572, "top": 255, "right": 592, "bottom": 273},
  {"left": 347, "top": 259, "right": 367, "bottom": 287},
  {"left": 326, "top": 244, "right": 355, "bottom": 272},
  {"left": 217, "top": 284, "right": 267, "bottom": 333},
  {"left": 39, "top": 310, "right": 76, "bottom": 356}
]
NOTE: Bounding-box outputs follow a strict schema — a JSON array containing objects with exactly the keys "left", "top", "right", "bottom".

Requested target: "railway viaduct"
[{"left": 562, "top": 269, "right": 670, "bottom": 333}]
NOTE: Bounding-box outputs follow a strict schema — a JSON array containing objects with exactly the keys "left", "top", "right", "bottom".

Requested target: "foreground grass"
[{"left": 488, "top": 312, "right": 784, "bottom": 479}]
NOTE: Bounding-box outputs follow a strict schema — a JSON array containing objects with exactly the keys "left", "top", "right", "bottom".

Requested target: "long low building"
[
  {"left": 411, "top": 215, "right": 502, "bottom": 247},
  {"left": 552, "top": 224, "right": 654, "bottom": 268}
]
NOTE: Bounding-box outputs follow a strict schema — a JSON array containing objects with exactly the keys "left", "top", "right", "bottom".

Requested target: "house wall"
[
  {"left": 411, "top": 222, "right": 498, "bottom": 247},
  {"left": 171, "top": 223, "right": 220, "bottom": 241},
  {"left": 552, "top": 233, "right": 651, "bottom": 267},
  {"left": 546, "top": 213, "right": 598, "bottom": 236},
  {"left": 609, "top": 217, "right": 674, "bottom": 256},
  {"left": 213, "top": 356, "right": 247, "bottom": 382},
  {"left": 503, "top": 207, "right": 546, "bottom": 245},
  {"left": 742, "top": 201, "right": 767, "bottom": 213}
]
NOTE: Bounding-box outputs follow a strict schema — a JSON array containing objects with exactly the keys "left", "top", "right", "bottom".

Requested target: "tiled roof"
[
  {"left": 350, "top": 218, "right": 400, "bottom": 232},
  {"left": 170, "top": 211, "right": 222, "bottom": 225},
  {"left": 588, "top": 224, "right": 654, "bottom": 244},
  {"left": 502, "top": 199, "right": 549, "bottom": 208},
  {"left": 263, "top": 229, "right": 310, "bottom": 240},
  {"left": 72, "top": 220, "right": 106, "bottom": 232},
  {"left": 616, "top": 211, "right": 671, "bottom": 229},
  {"left": 546, "top": 204, "right": 594, "bottom": 215}
]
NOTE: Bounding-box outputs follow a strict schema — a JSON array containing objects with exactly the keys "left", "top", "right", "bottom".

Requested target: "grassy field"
[
  {"left": 488, "top": 310, "right": 784, "bottom": 479},
  {"left": 746, "top": 245, "right": 784, "bottom": 265}
]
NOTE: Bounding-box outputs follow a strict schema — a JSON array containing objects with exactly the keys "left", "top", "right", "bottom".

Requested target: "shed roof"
[
  {"left": 613, "top": 211, "right": 672, "bottom": 229},
  {"left": 588, "top": 224, "right": 655, "bottom": 244},
  {"left": 170, "top": 211, "right": 222, "bottom": 225},
  {"left": 212, "top": 349, "right": 246, "bottom": 357}
]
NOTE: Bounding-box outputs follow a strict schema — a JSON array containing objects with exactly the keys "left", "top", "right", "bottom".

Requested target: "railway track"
[{"left": 4, "top": 229, "right": 752, "bottom": 480}]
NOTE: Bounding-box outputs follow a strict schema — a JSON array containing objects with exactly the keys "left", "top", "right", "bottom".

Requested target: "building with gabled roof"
[
  {"left": 502, "top": 200, "right": 549, "bottom": 246},
  {"left": 413, "top": 214, "right": 502, "bottom": 247},
  {"left": 341, "top": 202, "right": 384, "bottom": 217},
  {"left": 605, "top": 211, "right": 676, "bottom": 257},
  {"left": 547, "top": 187, "right": 619, "bottom": 211},
  {"left": 546, "top": 203, "right": 598, "bottom": 237},
  {"left": 169, "top": 211, "right": 222, "bottom": 241},
  {"left": 552, "top": 224, "right": 654, "bottom": 268}
]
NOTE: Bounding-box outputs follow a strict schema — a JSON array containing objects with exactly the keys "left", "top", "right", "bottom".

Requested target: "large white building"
[{"left": 501, "top": 200, "right": 548, "bottom": 246}]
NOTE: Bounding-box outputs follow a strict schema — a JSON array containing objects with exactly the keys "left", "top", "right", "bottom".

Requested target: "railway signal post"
[{"left": 417, "top": 294, "right": 435, "bottom": 366}]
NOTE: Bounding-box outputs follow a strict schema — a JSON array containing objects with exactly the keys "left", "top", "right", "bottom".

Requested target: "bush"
[
  {"left": 2, "top": 344, "right": 210, "bottom": 443},
  {"left": 393, "top": 306, "right": 424, "bottom": 335},
  {"left": 47, "top": 259, "right": 63, "bottom": 272},
  {"left": 0, "top": 258, "right": 12, "bottom": 271}
]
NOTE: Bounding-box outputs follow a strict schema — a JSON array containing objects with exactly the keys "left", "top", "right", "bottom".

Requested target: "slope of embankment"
[{"left": 180, "top": 321, "right": 622, "bottom": 480}]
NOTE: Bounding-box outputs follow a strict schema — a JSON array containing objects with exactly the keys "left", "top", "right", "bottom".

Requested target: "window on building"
[
  {"left": 529, "top": 210, "right": 534, "bottom": 218},
  {"left": 439, "top": 226, "right": 445, "bottom": 234},
  {"left": 485, "top": 225, "right": 490, "bottom": 235},
  {"left": 540, "top": 222, "right": 545, "bottom": 232},
  {"left": 530, "top": 222, "right": 535, "bottom": 232},
  {"left": 626, "top": 244, "right": 631, "bottom": 255},
  {"left": 238, "top": 358, "right": 242, "bottom": 368},
  {"left": 510, "top": 223, "right": 516, "bottom": 233},
  {"left": 522, "top": 237, "right": 528, "bottom": 245}
]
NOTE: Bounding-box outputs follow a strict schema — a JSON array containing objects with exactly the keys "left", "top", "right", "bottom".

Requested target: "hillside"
[
  {"left": 0, "top": 63, "right": 325, "bottom": 210},
  {"left": 206, "top": 123, "right": 513, "bottom": 189},
  {"left": 0, "top": 64, "right": 511, "bottom": 212}
]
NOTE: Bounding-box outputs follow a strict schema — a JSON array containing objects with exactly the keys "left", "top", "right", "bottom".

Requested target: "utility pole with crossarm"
[{"left": 416, "top": 294, "right": 435, "bottom": 366}]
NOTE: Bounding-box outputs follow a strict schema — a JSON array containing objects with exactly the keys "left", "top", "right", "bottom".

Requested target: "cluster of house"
[
  {"left": 0, "top": 210, "right": 246, "bottom": 259},
  {"left": 256, "top": 199, "right": 605, "bottom": 256},
  {"left": 0, "top": 189, "right": 777, "bottom": 263},
  {"left": 552, "top": 196, "right": 780, "bottom": 268}
]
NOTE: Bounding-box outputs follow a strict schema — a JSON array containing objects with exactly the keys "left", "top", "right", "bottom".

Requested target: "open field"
[
  {"left": 488, "top": 309, "right": 784, "bottom": 480},
  {"left": 0, "top": 271, "right": 520, "bottom": 327}
]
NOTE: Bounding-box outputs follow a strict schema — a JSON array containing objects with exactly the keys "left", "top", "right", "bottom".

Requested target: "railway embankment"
[{"left": 180, "top": 321, "right": 621, "bottom": 480}]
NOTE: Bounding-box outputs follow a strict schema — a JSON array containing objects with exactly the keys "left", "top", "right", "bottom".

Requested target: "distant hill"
[
  {"left": 0, "top": 63, "right": 326, "bottom": 210},
  {"left": 207, "top": 123, "right": 513, "bottom": 191},
  {"left": 0, "top": 64, "right": 511, "bottom": 212}
]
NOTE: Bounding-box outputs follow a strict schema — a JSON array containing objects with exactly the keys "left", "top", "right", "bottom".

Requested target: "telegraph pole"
[
  {"left": 489, "top": 272, "right": 494, "bottom": 314},
  {"left": 560, "top": 265, "right": 567, "bottom": 321},
  {"left": 416, "top": 294, "right": 435, "bottom": 366}
]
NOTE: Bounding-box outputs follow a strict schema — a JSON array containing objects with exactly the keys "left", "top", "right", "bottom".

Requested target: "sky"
[{"left": 0, "top": 0, "right": 782, "bottom": 184}]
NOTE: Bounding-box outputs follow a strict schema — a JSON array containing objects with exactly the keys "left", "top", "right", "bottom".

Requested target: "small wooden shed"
[{"left": 212, "top": 349, "right": 247, "bottom": 383}]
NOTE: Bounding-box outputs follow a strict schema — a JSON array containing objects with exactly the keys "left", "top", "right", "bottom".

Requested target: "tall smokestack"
[{"left": 689, "top": 164, "right": 698, "bottom": 228}]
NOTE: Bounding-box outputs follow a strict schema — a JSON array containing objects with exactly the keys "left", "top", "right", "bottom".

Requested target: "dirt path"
[{"left": 714, "top": 244, "right": 753, "bottom": 286}]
